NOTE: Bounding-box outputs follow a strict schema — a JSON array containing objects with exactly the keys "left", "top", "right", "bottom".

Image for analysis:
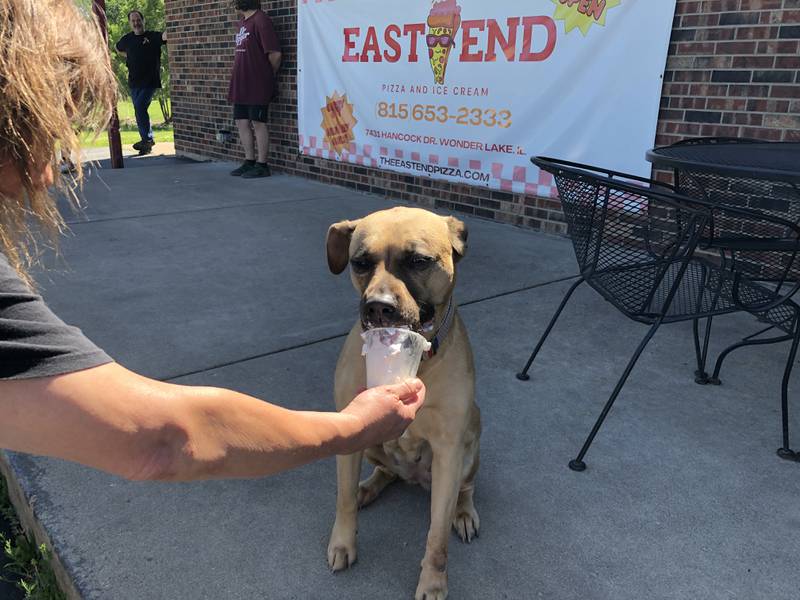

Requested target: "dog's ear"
[
  {"left": 446, "top": 216, "right": 468, "bottom": 262},
  {"left": 326, "top": 220, "right": 358, "bottom": 274}
]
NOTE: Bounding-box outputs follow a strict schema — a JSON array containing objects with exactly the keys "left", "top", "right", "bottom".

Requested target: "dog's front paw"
[
  {"left": 327, "top": 522, "right": 357, "bottom": 572},
  {"left": 452, "top": 504, "right": 480, "bottom": 543},
  {"left": 415, "top": 564, "right": 448, "bottom": 600}
]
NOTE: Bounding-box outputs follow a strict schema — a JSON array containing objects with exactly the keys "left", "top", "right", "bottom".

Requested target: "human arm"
[
  {"left": 161, "top": 30, "right": 168, "bottom": 43},
  {"left": 268, "top": 51, "right": 281, "bottom": 74},
  {"left": 0, "top": 362, "right": 425, "bottom": 482},
  {"left": 0, "top": 254, "right": 425, "bottom": 483},
  {"left": 257, "top": 15, "right": 281, "bottom": 74},
  {"left": 115, "top": 36, "right": 127, "bottom": 57}
]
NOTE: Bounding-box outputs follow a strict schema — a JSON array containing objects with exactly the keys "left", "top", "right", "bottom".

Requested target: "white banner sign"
[{"left": 298, "top": 0, "right": 676, "bottom": 197}]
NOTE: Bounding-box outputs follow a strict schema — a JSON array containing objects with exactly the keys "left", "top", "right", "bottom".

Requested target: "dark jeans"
[{"left": 130, "top": 87, "right": 157, "bottom": 142}]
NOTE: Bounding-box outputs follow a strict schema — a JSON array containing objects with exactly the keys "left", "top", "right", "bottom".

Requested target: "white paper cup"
[{"left": 361, "top": 327, "right": 432, "bottom": 388}]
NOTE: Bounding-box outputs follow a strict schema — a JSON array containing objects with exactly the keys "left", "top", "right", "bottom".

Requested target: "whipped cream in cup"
[{"left": 361, "top": 327, "right": 432, "bottom": 388}]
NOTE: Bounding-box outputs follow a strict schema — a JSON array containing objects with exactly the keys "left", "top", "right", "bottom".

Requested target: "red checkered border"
[
  {"left": 298, "top": 135, "right": 559, "bottom": 198},
  {"left": 491, "top": 162, "right": 558, "bottom": 198}
]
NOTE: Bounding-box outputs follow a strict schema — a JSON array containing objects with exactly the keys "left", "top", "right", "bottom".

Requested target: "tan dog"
[{"left": 325, "top": 207, "right": 481, "bottom": 600}]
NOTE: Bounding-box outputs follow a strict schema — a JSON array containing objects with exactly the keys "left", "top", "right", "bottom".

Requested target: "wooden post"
[{"left": 92, "top": 0, "right": 124, "bottom": 169}]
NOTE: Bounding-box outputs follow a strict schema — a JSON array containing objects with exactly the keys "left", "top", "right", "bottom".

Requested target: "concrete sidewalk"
[
  {"left": 78, "top": 141, "right": 176, "bottom": 165},
  {"left": 3, "top": 159, "right": 799, "bottom": 599}
]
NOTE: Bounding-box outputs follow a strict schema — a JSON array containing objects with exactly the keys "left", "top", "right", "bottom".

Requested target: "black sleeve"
[
  {"left": 115, "top": 34, "right": 128, "bottom": 52},
  {"left": 157, "top": 31, "right": 167, "bottom": 46},
  {"left": 0, "top": 255, "right": 112, "bottom": 380}
]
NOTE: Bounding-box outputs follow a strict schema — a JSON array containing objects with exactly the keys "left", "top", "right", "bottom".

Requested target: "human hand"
[{"left": 340, "top": 379, "right": 425, "bottom": 450}]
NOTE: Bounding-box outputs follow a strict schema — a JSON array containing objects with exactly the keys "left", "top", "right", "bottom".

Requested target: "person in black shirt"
[{"left": 115, "top": 10, "right": 167, "bottom": 155}]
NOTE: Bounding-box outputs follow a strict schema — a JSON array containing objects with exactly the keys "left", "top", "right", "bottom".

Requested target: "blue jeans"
[{"left": 130, "top": 87, "right": 157, "bottom": 142}]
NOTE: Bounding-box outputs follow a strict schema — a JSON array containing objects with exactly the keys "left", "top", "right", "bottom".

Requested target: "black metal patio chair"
[{"left": 517, "top": 157, "right": 800, "bottom": 471}]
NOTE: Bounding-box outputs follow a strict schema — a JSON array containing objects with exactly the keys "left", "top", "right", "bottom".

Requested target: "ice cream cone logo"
[
  {"left": 320, "top": 91, "right": 357, "bottom": 156},
  {"left": 426, "top": 0, "right": 461, "bottom": 85}
]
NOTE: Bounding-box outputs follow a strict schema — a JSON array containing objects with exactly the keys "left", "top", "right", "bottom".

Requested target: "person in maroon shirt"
[{"left": 228, "top": 1, "right": 282, "bottom": 178}]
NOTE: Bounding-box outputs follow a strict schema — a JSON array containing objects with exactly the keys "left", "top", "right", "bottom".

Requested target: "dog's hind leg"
[
  {"left": 452, "top": 449, "right": 480, "bottom": 543},
  {"left": 452, "top": 485, "right": 479, "bottom": 543},
  {"left": 358, "top": 466, "right": 397, "bottom": 508}
]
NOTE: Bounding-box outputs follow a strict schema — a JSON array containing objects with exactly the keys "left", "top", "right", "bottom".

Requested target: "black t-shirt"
[
  {"left": 0, "top": 255, "right": 112, "bottom": 380},
  {"left": 116, "top": 31, "right": 166, "bottom": 89}
]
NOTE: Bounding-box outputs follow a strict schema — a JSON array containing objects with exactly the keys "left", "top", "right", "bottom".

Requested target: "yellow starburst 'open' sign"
[{"left": 552, "top": 0, "right": 622, "bottom": 36}]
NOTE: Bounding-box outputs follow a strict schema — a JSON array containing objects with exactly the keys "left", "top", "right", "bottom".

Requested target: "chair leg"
[
  {"left": 709, "top": 328, "right": 792, "bottom": 385},
  {"left": 569, "top": 320, "right": 662, "bottom": 472},
  {"left": 517, "top": 277, "right": 584, "bottom": 381},
  {"left": 777, "top": 319, "right": 800, "bottom": 463},
  {"left": 708, "top": 339, "right": 747, "bottom": 385},
  {"left": 692, "top": 263, "right": 715, "bottom": 385},
  {"left": 693, "top": 317, "right": 713, "bottom": 384}
]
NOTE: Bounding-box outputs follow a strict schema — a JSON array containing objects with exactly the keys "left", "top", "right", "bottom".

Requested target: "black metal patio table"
[
  {"left": 646, "top": 139, "right": 800, "bottom": 463},
  {"left": 646, "top": 141, "right": 800, "bottom": 188}
]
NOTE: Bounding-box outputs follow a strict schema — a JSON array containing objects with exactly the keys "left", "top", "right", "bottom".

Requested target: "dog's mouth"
[
  {"left": 360, "top": 318, "right": 423, "bottom": 334},
  {"left": 360, "top": 303, "right": 435, "bottom": 334}
]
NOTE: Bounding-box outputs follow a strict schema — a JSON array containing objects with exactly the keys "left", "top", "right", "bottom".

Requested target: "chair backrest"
[
  {"left": 533, "top": 157, "right": 707, "bottom": 274},
  {"left": 533, "top": 157, "right": 710, "bottom": 319},
  {"left": 677, "top": 168, "right": 800, "bottom": 225},
  {"left": 667, "top": 139, "right": 800, "bottom": 286},
  {"left": 696, "top": 198, "right": 800, "bottom": 315}
]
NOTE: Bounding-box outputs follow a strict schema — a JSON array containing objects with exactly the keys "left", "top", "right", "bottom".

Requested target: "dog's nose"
[{"left": 363, "top": 300, "right": 398, "bottom": 326}]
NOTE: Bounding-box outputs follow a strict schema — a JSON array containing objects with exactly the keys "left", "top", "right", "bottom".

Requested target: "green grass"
[
  {"left": 114, "top": 98, "right": 163, "bottom": 123},
  {"left": 80, "top": 98, "right": 173, "bottom": 148},
  {"left": 81, "top": 128, "right": 174, "bottom": 148},
  {"left": 0, "top": 475, "right": 64, "bottom": 600}
]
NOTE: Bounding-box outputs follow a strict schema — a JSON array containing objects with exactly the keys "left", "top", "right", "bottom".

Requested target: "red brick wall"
[
  {"left": 658, "top": 0, "right": 800, "bottom": 147},
  {"left": 165, "top": 0, "right": 800, "bottom": 233}
]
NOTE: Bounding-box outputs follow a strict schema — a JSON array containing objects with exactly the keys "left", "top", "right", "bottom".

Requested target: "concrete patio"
[{"left": 2, "top": 158, "right": 799, "bottom": 599}]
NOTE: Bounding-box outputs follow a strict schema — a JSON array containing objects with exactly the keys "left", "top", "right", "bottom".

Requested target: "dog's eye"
[
  {"left": 350, "top": 258, "right": 372, "bottom": 273},
  {"left": 408, "top": 255, "right": 434, "bottom": 270}
]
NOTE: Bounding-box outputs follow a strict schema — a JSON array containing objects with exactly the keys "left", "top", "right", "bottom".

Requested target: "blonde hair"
[{"left": 0, "top": 0, "right": 115, "bottom": 286}]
